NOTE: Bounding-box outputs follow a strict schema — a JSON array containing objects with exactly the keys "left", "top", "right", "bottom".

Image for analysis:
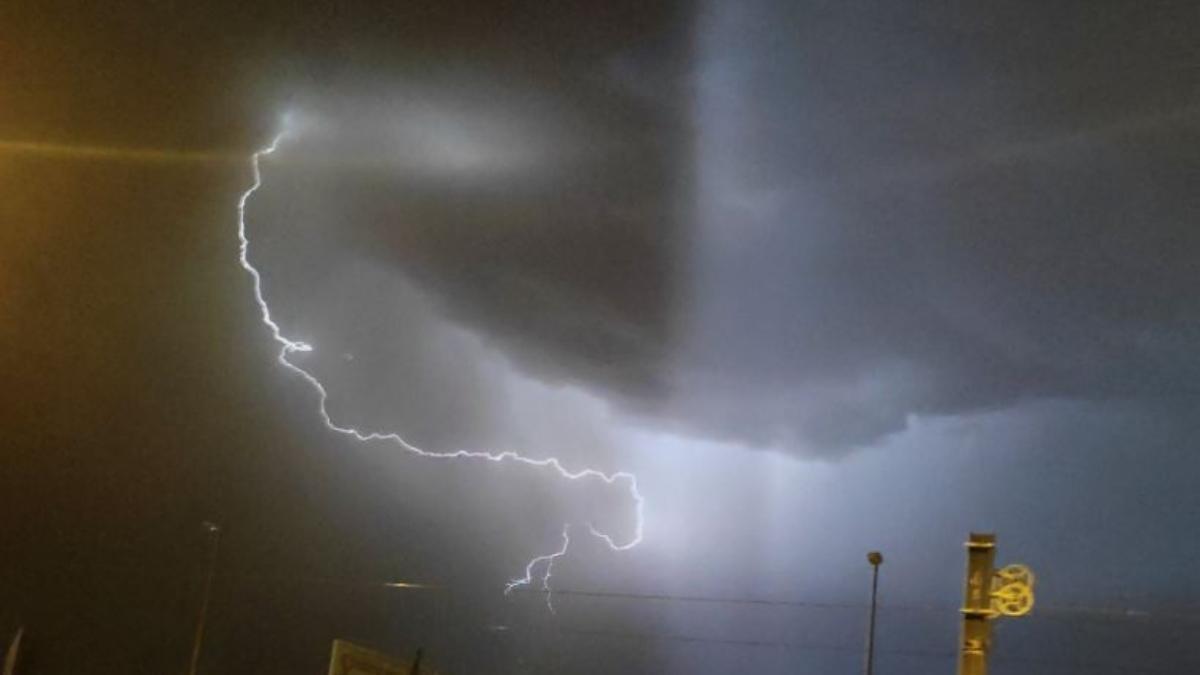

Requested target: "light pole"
[
  {"left": 865, "top": 551, "right": 884, "bottom": 675},
  {"left": 188, "top": 521, "right": 221, "bottom": 675}
]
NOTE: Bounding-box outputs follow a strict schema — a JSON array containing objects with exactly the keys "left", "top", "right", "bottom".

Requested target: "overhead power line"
[
  {"left": 507, "top": 586, "right": 1200, "bottom": 623},
  {"left": 16, "top": 556, "right": 1200, "bottom": 622},
  {"left": 543, "top": 625, "right": 1184, "bottom": 674}
]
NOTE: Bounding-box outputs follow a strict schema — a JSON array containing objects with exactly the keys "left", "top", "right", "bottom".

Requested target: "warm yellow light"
[{"left": 0, "top": 139, "right": 238, "bottom": 164}]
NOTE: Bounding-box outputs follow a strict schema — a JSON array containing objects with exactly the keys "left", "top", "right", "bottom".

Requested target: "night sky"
[{"left": 2, "top": 1, "right": 1199, "bottom": 674}]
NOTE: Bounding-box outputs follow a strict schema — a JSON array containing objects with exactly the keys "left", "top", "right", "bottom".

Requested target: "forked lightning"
[{"left": 236, "top": 125, "right": 644, "bottom": 603}]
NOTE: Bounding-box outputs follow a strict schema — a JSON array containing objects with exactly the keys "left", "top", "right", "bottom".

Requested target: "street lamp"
[
  {"left": 865, "top": 551, "right": 884, "bottom": 675},
  {"left": 188, "top": 521, "right": 221, "bottom": 675}
]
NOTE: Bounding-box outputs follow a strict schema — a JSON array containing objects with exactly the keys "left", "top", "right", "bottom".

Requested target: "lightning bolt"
[
  {"left": 237, "top": 125, "right": 644, "bottom": 604},
  {"left": 505, "top": 524, "right": 571, "bottom": 613}
]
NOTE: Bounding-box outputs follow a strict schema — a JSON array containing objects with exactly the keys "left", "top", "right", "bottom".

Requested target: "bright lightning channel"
[
  {"left": 237, "top": 126, "right": 645, "bottom": 606},
  {"left": 505, "top": 524, "right": 571, "bottom": 613}
]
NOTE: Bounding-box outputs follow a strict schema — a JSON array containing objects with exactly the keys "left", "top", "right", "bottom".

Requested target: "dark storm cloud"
[
  {"left": 6, "top": 1, "right": 1200, "bottom": 673},
  {"left": 2, "top": 3, "right": 687, "bottom": 673},
  {"left": 670, "top": 0, "right": 1200, "bottom": 453},
  {"left": 240, "top": 0, "right": 695, "bottom": 407},
  {"left": 4, "top": 0, "right": 1194, "bottom": 465},
  {"left": 268, "top": 0, "right": 1198, "bottom": 457}
]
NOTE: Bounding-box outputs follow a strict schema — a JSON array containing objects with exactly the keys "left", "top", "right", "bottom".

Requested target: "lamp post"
[
  {"left": 188, "top": 521, "right": 221, "bottom": 675},
  {"left": 865, "top": 551, "right": 884, "bottom": 675}
]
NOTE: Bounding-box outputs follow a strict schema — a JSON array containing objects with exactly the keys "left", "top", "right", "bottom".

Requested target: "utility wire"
[
  {"left": 507, "top": 586, "right": 1200, "bottom": 623},
  {"left": 543, "top": 625, "right": 1184, "bottom": 674},
  {"left": 14, "top": 557, "right": 1200, "bottom": 622},
  {"left": 549, "top": 625, "right": 952, "bottom": 659}
]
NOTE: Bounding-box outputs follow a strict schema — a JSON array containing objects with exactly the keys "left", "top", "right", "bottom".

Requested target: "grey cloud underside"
[
  {"left": 270, "top": 28, "right": 692, "bottom": 405},
  {"left": 260, "top": 0, "right": 1199, "bottom": 456},
  {"left": 676, "top": 0, "right": 1200, "bottom": 453}
]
